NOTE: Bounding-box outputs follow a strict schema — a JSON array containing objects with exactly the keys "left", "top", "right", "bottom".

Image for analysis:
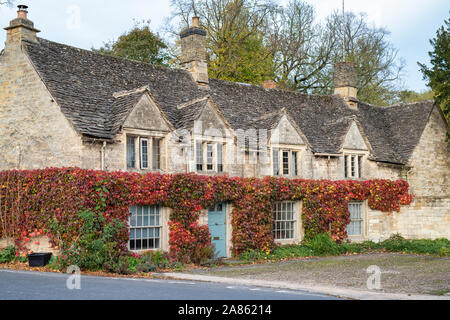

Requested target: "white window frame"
[
  {"left": 217, "top": 143, "right": 223, "bottom": 173},
  {"left": 129, "top": 205, "right": 162, "bottom": 251},
  {"left": 206, "top": 143, "right": 214, "bottom": 171},
  {"left": 346, "top": 202, "right": 365, "bottom": 238},
  {"left": 273, "top": 201, "right": 297, "bottom": 241},
  {"left": 292, "top": 151, "right": 298, "bottom": 176},
  {"left": 344, "top": 153, "right": 364, "bottom": 179},
  {"left": 282, "top": 150, "right": 290, "bottom": 175},
  {"left": 196, "top": 140, "right": 225, "bottom": 173},
  {"left": 272, "top": 147, "right": 301, "bottom": 177},
  {"left": 140, "top": 138, "right": 149, "bottom": 169},
  {"left": 126, "top": 133, "right": 164, "bottom": 171}
]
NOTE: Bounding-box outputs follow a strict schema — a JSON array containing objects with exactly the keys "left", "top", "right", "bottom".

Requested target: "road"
[{"left": 0, "top": 269, "right": 339, "bottom": 300}]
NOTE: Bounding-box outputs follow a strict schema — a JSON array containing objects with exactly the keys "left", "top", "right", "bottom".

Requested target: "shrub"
[
  {"left": 0, "top": 246, "right": 16, "bottom": 263},
  {"left": 341, "top": 240, "right": 380, "bottom": 254},
  {"left": 134, "top": 250, "right": 183, "bottom": 272},
  {"left": 238, "top": 249, "right": 267, "bottom": 262},
  {"left": 379, "top": 234, "right": 450, "bottom": 256},
  {"left": 50, "top": 209, "right": 126, "bottom": 271},
  {"left": 169, "top": 221, "right": 213, "bottom": 264},
  {"left": 439, "top": 246, "right": 450, "bottom": 257},
  {"left": 305, "top": 233, "right": 342, "bottom": 256}
]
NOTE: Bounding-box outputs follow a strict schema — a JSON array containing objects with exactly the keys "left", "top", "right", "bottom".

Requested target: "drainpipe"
[{"left": 101, "top": 141, "right": 106, "bottom": 170}]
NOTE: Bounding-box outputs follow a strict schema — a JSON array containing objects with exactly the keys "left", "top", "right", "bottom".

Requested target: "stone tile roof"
[
  {"left": 208, "top": 78, "right": 436, "bottom": 164},
  {"left": 176, "top": 99, "right": 208, "bottom": 130},
  {"left": 23, "top": 38, "right": 206, "bottom": 139},
  {"left": 23, "top": 37, "right": 437, "bottom": 164}
]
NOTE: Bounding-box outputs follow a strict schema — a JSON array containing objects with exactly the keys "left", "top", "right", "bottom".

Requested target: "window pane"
[
  {"left": 344, "top": 155, "right": 348, "bottom": 178},
  {"left": 273, "top": 149, "right": 279, "bottom": 176},
  {"left": 347, "top": 202, "right": 363, "bottom": 236},
  {"left": 152, "top": 138, "right": 161, "bottom": 170},
  {"left": 127, "top": 136, "right": 135, "bottom": 168},
  {"left": 140, "top": 138, "right": 148, "bottom": 169},
  {"left": 130, "top": 206, "right": 136, "bottom": 227},
  {"left": 358, "top": 156, "right": 363, "bottom": 178},
  {"left": 273, "top": 202, "right": 295, "bottom": 240},
  {"left": 129, "top": 205, "right": 161, "bottom": 250},
  {"left": 136, "top": 206, "right": 142, "bottom": 226},
  {"left": 196, "top": 141, "right": 203, "bottom": 171},
  {"left": 217, "top": 144, "right": 223, "bottom": 173},
  {"left": 282, "top": 151, "right": 289, "bottom": 175},
  {"left": 155, "top": 206, "right": 160, "bottom": 225},
  {"left": 351, "top": 156, "right": 355, "bottom": 177},
  {"left": 207, "top": 143, "right": 213, "bottom": 170},
  {"left": 292, "top": 152, "right": 298, "bottom": 176}
]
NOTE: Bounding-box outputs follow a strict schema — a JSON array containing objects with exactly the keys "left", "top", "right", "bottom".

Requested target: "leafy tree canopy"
[
  {"left": 418, "top": 16, "right": 449, "bottom": 124},
  {"left": 171, "top": 0, "right": 275, "bottom": 84},
  {"left": 93, "top": 20, "right": 171, "bottom": 66}
]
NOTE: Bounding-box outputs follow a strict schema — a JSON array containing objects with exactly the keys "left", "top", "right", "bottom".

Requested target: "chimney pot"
[
  {"left": 4, "top": 4, "right": 40, "bottom": 47},
  {"left": 17, "top": 4, "right": 28, "bottom": 19},
  {"left": 192, "top": 16, "right": 200, "bottom": 28}
]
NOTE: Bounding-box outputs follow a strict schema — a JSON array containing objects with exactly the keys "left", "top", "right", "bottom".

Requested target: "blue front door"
[{"left": 208, "top": 203, "right": 227, "bottom": 257}]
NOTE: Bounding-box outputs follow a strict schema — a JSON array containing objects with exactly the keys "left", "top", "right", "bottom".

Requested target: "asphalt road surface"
[{"left": 0, "top": 269, "right": 339, "bottom": 300}]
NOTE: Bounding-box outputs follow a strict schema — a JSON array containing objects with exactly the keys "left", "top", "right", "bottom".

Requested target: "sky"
[{"left": 0, "top": 0, "right": 448, "bottom": 92}]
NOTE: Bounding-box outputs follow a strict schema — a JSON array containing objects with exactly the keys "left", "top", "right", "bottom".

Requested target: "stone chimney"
[
  {"left": 4, "top": 5, "right": 40, "bottom": 49},
  {"left": 334, "top": 62, "right": 358, "bottom": 108},
  {"left": 180, "top": 17, "right": 208, "bottom": 88}
]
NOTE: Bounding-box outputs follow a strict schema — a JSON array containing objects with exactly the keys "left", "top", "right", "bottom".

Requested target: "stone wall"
[
  {"left": 0, "top": 236, "right": 58, "bottom": 255},
  {"left": 0, "top": 42, "right": 83, "bottom": 169},
  {"left": 367, "top": 106, "right": 450, "bottom": 240},
  {"left": 406, "top": 106, "right": 449, "bottom": 198},
  {"left": 81, "top": 139, "right": 125, "bottom": 171}
]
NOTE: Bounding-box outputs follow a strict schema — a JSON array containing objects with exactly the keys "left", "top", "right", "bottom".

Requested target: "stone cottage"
[{"left": 0, "top": 6, "right": 448, "bottom": 257}]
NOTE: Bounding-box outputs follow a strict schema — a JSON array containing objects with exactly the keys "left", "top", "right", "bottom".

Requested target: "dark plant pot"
[{"left": 27, "top": 252, "right": 52, "bottom": 267}]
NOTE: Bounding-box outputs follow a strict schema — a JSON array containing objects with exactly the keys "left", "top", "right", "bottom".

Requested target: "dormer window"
[
  {"left": 273, "top": 148, "right": 300, "bottom": 177},
  {"left": 196, "top": 140, "right": 225, "bottom": 173},
  {"left": 126, "top": 135, "right": 163, "bottom": 171},
  {"left": 344, "top": 154, "right": 363, "bottom": 179}
]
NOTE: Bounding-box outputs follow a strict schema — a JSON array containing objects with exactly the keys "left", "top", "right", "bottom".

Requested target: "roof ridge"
[
  {"left": 176, "top": 96, "right": 210, "bottom": 109},
  {"left": 29, "top": 37, "right": 190, "bottom": 75},
  {"left": 210, "top": 78, "right": 334, "bottom": 99},
  {"left": 113, "top": 86, "right": 149, "bottom": 98}
]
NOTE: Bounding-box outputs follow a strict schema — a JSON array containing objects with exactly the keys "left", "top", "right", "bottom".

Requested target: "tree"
[
  {"left": 93, "top": 21, "right": 171, "bottom": 66},
  {"left": 267, "top": 2, "right": 405, "bottom": 104},
  {"left": 325, "top": 11, "right": 405, "bottom": 105},
  {"left": 169, "top": 0, "right": 276, "bottom": 84},
  {"left": 0, "top": 1, "right": 15, "bottom": 6},
  {"left": 268, "top": 0, "right": 338, "bottom": 91},
  {"left": 394, "top": 89, "right": 434, "bottom": 104},
  {"left": 418, "top": 16, "right": 449, "bottom": 125},
  {"left": 168, "top": 1, "right": 405, "bottom": 104}
]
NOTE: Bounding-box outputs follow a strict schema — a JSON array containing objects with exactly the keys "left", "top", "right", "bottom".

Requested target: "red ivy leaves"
[{"left": 0, "top": 168, "right": 413, "bottom": 257}]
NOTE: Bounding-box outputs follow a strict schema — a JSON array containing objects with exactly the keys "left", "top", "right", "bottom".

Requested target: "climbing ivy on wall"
[{"left": 0, "top": 168, "right": 413, "bottom": 260}]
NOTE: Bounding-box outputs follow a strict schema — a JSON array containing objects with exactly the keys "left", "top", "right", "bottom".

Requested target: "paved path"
[
  {"left": 0, "top": 269, "right": 338, "bottom": 300},
  {"left": 160, "top": 272, "right": 450, "bottom": 300}
]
